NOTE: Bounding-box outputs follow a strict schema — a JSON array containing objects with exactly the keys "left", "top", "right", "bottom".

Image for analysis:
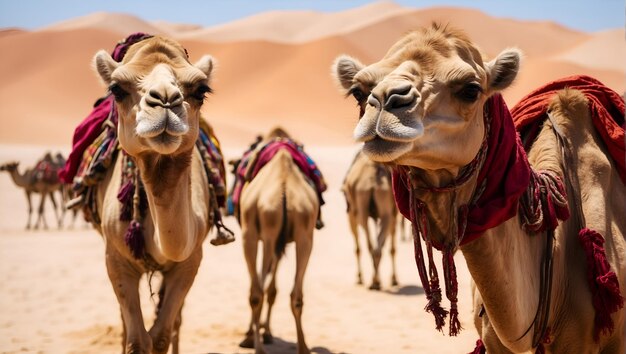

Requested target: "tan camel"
[
  {"left": 0, "top": 157, "right": 61, "bottom": 229},
  {"left": 238, "top": 128, "right": 318, "bottom": 354},
  {"left": 342, "top": 150, "right": 398, "bottom": 290},
  {"left": 92, "top": 36, "right": 216, "bottom": 353},
  {"left": 332, "top": 24, "right": 625, "bottom": 353}
]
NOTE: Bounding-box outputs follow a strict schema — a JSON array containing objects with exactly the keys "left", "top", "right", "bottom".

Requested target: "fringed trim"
[
  {"left": 468, "top": 339, "right": 486, "bottom": 354},
  {"left": 520, "top": 170, "right": 569, "bottom": 233},
  {"left": 410, "top": 195, "right": 448, "bottom": 332},
  {"left": 119, "top": 155, "right": 146, "bottom": 259},
  {"left": 578, "top": 228, "right": 624, "bottom": 341}
]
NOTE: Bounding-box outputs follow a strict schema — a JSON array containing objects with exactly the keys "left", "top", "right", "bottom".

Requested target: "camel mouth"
[
  {"left": 136, "top": 110, "right": 189, "bottom": 139},
  {"left": 362, "top": 135, "right": 411, "bottom": 162},
  {"left": 147, "top": 132, "right": 182, "bottom": 154}
]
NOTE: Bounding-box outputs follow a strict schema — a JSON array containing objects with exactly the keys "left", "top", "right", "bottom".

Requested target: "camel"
[
  {"left": 0, "top": 155, "right": 61, "bottom": 229},
  {"left": 332, "top": 24, "right": 625, "bottom": 353},
  {"left": 91, "top": 36, "right": 217, "bottom": 353},
  {"left": 342, "top": 150, "right": 398, "bottom": 290},
  {"left": 238, "top": 128, "right": 319, "bottom": 354}
]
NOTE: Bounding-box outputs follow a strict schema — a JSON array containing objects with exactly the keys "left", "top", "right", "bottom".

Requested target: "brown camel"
[
  {"left": 342, "top": 150, "right": 398, "bottom": 290},
  {"left": 0, "top": 155, "right": 61, "bottom": 229},
  {"left": 238, "top": 128, "right": 318, "bottom": 354},
  {"left": 332, "top": 24, "right": 625, "bottom": 353},
  {"left": 92, "top": 36, "right": 216, "bottom": 353}
]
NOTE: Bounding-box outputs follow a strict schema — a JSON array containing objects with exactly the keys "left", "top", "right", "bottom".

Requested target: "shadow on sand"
[
  {"left": 383, "top": 284, "right": 424, "bottom": 296},
  {"left": 206, "top": 336, "right": 347, "bottom": 354}
]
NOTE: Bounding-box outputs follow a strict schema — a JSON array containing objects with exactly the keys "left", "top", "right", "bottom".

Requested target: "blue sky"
[{"left": 0, "top": 0, "right": 623, "bottom": 33}]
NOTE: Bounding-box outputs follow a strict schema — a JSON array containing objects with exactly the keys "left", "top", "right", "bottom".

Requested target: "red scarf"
[{"left": 393, "top": 94, "right": 531, "bottom": 245}]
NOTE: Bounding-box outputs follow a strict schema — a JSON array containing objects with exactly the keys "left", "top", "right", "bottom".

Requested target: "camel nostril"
[
  {"left": 384, "top": 84, "right": 416, "bottom": 110},
  {"left": 148, "top": 89, "right": 167, "bottom": 105},
  {"left": 367, "top": 95, "right": 381, "bottom": 109},
  {"left": 147, "top": 89, "right": 183, "bottom": 108}
]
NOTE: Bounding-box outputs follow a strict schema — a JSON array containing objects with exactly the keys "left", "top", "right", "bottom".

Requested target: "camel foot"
[
  {"left": 210, "top": 233, "right": 235, "bottom": 246},
  {"left": 391, "top": 277, "right": 399, "bottom": 287},
  {"left": 357, "top": 279, "right": 363, "bottom": 285},
  {"left": 369, "top": 282, "right": 381, "bottom": 291},
  {"left": 315, "top": 219, "right": 324, "bottom": 230},
  {"left": 262, "top": 332, "right": 273, "bottom": 344},
  {"left": 239, "top": 336, "right": 255, "bottom": 348}
]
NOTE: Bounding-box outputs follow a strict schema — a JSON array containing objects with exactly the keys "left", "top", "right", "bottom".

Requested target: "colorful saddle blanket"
[{"left": 230, "top": 138, "right": 327, "bottom": 214}]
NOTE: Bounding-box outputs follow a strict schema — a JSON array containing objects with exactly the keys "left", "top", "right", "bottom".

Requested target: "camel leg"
[
  {"left": 356, "top": 206, "right": 377, "bottom": 289},
  {"left": 48, "top": 191, "right": 62, "bottom": 229},
  {"left": 262, "top": 257, "right": 280, "bottom": 344},
  {"left": 35, "top": 192, "right": 48, "bottom": 230},
  {"left": 25, "top": 191, "right": 33, "bottom": 230},
  {"left": 149, "top": 249, "right": 202, "bottom": 354},
  {"left": 240, "top": 226, "right": 264, "bottom": 353},
  {"left": 370, "top": 217, "right": 391, "bottom": 290},
  {"left": 105, "top": 250, "right": 151, "bottom": 353},
  {"left": 347, "top": 209, "right": 363, "bottom": 285},
  {"left": 389, "top": 215, "right": 398, "bottom": 286},
  {"left": 291, "top": 228, "right": 312, "bottom": 354},
  {"left": 171, "top": 308, "right": 182, "bottom": 354}
]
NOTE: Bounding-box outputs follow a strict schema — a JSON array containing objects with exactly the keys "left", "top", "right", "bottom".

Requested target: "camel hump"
[
  {"left": 266, "top": 126, "right": 291, "bottom": 140},
  {"left": 547, "top": 88, "right": 592, "bottom": 132}
]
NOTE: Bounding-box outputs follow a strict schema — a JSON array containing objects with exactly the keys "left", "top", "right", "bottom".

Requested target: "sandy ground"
[{"left": 0, "top": 144, "right": 479, "bottom": 354}]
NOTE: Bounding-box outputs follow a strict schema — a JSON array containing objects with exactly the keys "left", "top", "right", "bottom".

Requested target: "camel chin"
[
  {"left": 145, "top": 133, "right": 182, "bottom": 155},
  {"left": 361, "top": 137, "right": 411, "bottom": 163}
]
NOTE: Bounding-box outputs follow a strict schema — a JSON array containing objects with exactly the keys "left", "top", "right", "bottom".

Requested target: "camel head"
[
  {"left": 332, "top": 24, "right": 520, "bottom": 182},
  {"left": 0, "top": 161, "right": 19, "bottom": 172},
  {"left": 93, "top": 36, "right": 215, "bottom": 157},
  {"left": 265, "top": 126, "right": 292, "bottom": 141}
]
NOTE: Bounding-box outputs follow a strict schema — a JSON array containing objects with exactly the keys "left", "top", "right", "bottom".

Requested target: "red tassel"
[
  {"left": 468, "top": 339, "right": 486, "bottom": 354},
  {"left": 578, "top": 228, "right": 625, "bottom": 341},
  {"left": 125, "top": 220, "right": 145, "bottom": 259},
  {"left": 425, "top": 287, "right": 448, "bottom": 331},
  {"left": 117, "top": 180, "right": 134, "bottom": 221},
  {"left": 449, "top": 303, "right": 461, "bottom": 336}
]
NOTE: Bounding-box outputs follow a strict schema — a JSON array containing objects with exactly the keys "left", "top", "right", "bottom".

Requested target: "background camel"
[
  {"left": 342, "top": 150, "right": 398, "bottom": 290},
  {"left": 0, "top": 153, "right": 62, "bottom": 229},
  {"left": 92, "top": 35, "right": 217, "bottom": 353},
  {"left": 238, "top": 128, "right": 319, "bottom": 354},
  {"left": 332, "top": 24, "right": 625, "bottom": 353}
]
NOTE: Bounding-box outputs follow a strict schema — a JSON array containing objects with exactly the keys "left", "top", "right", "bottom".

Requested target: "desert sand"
[
  {"left": 0, "top": 144, "right": 479, "bottom": 354},
  {"left": 0, "top": 1, "right": 624, "bottom": 353}
]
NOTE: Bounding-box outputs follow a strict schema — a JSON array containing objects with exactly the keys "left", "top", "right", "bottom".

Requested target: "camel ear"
[
  {"left": 194, "top": 55, "right": 215, "bottom": 80},
  {"left": 332, "top": 55, "right": 365, "bottom": 92},
  {"left": 486, "top": 48, "right": 521, "bottom": 92},
  {"left": 93, "top": 50, "right": 119, "bottom": 85}
]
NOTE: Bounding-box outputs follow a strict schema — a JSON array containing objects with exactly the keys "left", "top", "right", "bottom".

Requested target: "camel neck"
[
  {"left": 136, "top": 151, "right": 200, "bottom": 262},
  {"left": 7, "top": 168, "right": 30, "bottom": 189},
  {"left": 461, "top": 221, "right": 544, "bottom": 352}
]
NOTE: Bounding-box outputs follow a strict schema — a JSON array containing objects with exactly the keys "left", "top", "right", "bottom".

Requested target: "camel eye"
[
  {"left": 457, "top": 83, "right": 482, "bottom": 102},
  {"left": 349, "top": 87, "right": 367, "bottom": 103},
  {"left": 109, "top": 83, "right": 128, "bottom": 101},
  {"left": 191, "top": 84, "right": 212, "bottom": 102}
]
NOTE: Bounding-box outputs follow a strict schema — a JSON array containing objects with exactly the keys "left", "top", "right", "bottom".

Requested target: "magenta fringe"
[
  {"left": 117, "top": 180, "right": 134, "bottom": 221},
  {"left": 125, "top": 220, "right": 145, "bottom": 259}
]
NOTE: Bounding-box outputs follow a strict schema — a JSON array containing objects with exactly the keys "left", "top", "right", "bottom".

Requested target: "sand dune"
[
  {"left": 151, "top": 20, "right": 202, "bottom": 34},
  {"left": 40, "top": 11, "right": 165, "bottom": 36},
  {"left": 175, "top": 1, "right": 412, "bottom": 44},
  {"left": 0, "top": 3, "right": 623, "bottom": 148},
  {"left": 552, "top": 29, "right": 626, "bottom": 73}
]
